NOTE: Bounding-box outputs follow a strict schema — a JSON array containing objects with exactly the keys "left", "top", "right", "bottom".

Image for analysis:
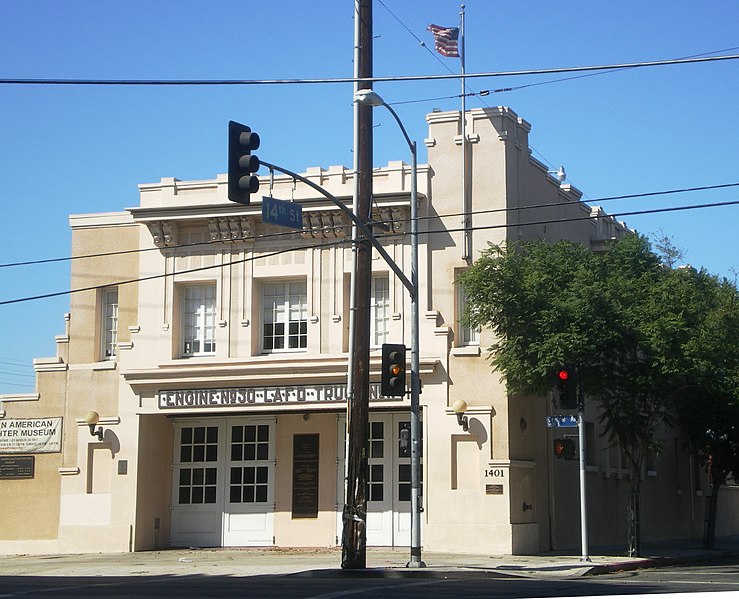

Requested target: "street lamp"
[{"left": 354, "top": 89, "right": 424, "bottom": 568}]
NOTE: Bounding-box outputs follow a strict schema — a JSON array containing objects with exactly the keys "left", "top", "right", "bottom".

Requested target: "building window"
[
  {"left": 368, "top": 420, "right": 385, "bottom": 502},
  {"left": 101, "top": 287, "right": 119, "bottom": 360},
  {"left": 457, "top": 275, "right": 480, "bottom": 346},
  {"left": 182, "top": 284, "right": 217, "bottom": 357},
  {"left": 229, "top": 424, "right": 270, "bottom": 504},
  {"left": 177, "top": 426, "right": 218, "bottom": 505},
  {"left": 262, "top": 281, "right": 307, "bottom": 352},
  {"left": 371, "top": 275, "right": 390, "bottom": 348}
]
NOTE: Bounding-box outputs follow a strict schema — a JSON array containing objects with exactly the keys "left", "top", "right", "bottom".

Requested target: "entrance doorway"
[
  {"left": 336, "top": 412, "right": 422, "bottom": 547},
  {"left": 169, "top": 417, "right": 275, "bottom": 547}
]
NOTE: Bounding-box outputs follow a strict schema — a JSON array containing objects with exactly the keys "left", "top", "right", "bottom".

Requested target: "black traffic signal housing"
[
  {"left": 381, "top": 343, "right": 406, "bottom": 397},
  {"left": 228, "top": 120, "right": 260, "bottom": 205},
  {"left": 553, "top": 437, "right": 576, "bottom": 459},
  {"left": 555, "top": 366, "right": 578, "bottom": 410}
]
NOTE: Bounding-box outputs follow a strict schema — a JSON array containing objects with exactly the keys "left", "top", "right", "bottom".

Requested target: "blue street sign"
[
  {"left": 261, "top": 196, "right": 303, "bottom": 230},
  {"left": 546, "top": 415, "right": 578, "bottom": 428}
]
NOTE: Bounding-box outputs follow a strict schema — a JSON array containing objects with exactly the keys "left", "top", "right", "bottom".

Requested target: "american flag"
[{"left": 427, "top": 24, "right": 460, "bottom": 58}]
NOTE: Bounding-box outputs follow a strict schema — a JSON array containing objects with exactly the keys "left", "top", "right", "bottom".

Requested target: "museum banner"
[{"left": 0, "top": 418, "right": 63, "bottom": 454}]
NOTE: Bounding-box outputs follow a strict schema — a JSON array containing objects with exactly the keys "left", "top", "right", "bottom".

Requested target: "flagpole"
[{"left": 460, "top": 4, "right": 470, "bottom": 263}]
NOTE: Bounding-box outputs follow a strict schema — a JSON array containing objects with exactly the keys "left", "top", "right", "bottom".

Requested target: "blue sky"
[{"left": 1, "top": 1, "right": 737, "bottom": 393}]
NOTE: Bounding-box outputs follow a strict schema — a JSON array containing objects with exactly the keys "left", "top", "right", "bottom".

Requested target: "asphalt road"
[{"left": 0, "top": 556, "right": 737, "bottom": 598}]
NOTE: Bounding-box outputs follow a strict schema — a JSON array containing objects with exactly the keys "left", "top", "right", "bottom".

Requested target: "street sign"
[
  {"left": 261, "top": 196, "right": 303, "bottom": 230},
  {"left": 546, "top": 415, "right": 578, "bottom": 428}
]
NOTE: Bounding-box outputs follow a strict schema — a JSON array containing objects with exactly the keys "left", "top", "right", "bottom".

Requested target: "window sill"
[
  {"left": 92, "top": 361, "right": 117, "bottom": 371},
  {"left": 451, "top": 345, "right": 481, "bottom": 357}
]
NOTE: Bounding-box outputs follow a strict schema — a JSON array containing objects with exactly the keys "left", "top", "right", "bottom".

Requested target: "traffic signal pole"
[{"left": 577, "top": 385, "right": 591, "bottom": 562}]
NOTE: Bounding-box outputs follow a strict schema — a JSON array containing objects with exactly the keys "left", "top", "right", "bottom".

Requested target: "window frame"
[
  {"left": 456, "top": 272, "right": 480, "bottom": 347},
  {"left": 180, "top": 283, "right": 217, "bottom": 358},
  {"left": 370, "top": 274, "right": 390, "bottom": 348},
  {"left": 100, "top": 286, "right": 119, "bottom": 361},
  {"left": 261, "top": 279, "right": 308, "bottom": 354}
]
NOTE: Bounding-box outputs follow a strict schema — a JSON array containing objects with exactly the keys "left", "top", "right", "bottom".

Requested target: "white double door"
[
  {"left": 336, "top": 413, "right": 420, "bottom": 547},
  {"left": 170, "top": 417, "right": 275, "bottom": 547}
]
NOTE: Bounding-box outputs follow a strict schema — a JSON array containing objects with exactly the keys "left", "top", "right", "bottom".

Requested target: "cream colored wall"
[
  {"left": 133, "top": 414, "right": 173, "bottom": 550},
  {"left": 273, "top": 412, "right": 339, "bottom": 547},
  {"left": 0, "top": 216, "right": 141, "bottom": 554}
]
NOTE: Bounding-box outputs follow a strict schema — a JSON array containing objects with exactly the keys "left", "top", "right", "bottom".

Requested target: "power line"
[
  {"left": 2, "top": 54, "right": 737, "bottom": 87},
  {"left": 1, "top": 197, "right": 736, "bottom": 307},
  {"left": 0, "top": 238, "right": 352, "bottom": 306},
  {"left": 1, "top": 182, "right": 736, "bottom": 270},
  {"left": 0, "top": 380, "right": 34, "bottom": 388}
]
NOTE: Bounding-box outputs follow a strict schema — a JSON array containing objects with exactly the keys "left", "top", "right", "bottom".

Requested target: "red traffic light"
[{"left": 557, "top": 369, "right": 570, "bottom": 381}]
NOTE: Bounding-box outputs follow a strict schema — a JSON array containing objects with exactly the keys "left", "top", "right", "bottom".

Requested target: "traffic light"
[
  {"left": 381, "top": 343, "right": 406, "bottom": 397},
  {"left": 228, "top": 120, "right": 260, "bottom": 205},
  {"left": 555, "top": 366, "right": 578, "bottom": 410},
  {"left": 553, "top": 437, "right": 576, "bottom": 459}
]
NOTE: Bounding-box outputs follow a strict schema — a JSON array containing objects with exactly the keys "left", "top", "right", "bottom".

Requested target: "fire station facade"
[{"left": 2, "top": 107, "right": 735, "bottom": 555}]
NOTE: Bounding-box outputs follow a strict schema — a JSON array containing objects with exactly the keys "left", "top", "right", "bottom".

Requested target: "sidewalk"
[{"left": 0, "top": 536, "right": 737, "bottom": 580}]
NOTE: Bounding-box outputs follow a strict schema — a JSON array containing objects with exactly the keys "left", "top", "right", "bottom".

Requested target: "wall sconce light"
[
  {"left": 451, "top": 399, "right": 469, "bottom": 432},
  {"left": 84, "top": 411, "right": 104, "bottom": 441}
]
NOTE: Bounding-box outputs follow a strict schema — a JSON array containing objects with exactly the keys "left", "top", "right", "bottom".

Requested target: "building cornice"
[{"left": 122, "top": 355, "right": 440, "bottom": 389}]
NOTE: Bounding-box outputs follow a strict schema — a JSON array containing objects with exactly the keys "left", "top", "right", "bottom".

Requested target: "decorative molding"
[
  {"left": 0, "top": 393, "right": 39, "bottom": 403},
  {"left": 454, "top": 133, "right": 480, "bottom": 145},
  {"left": 146, "top": 220, "right": 178, "bottom": 247},
  {"left": 208, "top": 216, "right": 254, "bottom": 242},
  {"left": 59, "top": 467, "right": 80, "bottom": 476},
  {"left": 451, "top": 345, "right": 481, "bottom": 357},
  {"left": 75, "top": 416, "right": 120, "bottom": 426},
  {"left": 373, "top": 206, "right": 408, "bottom": 233},
  {"left": 301, "top": 211, "right": 349, "bottom": 239},
  {"left": 424, "top": 137, "right": 436, "bottom": 148},
  {"left": 331, "top": 315, "right": 341, "bottom": 323},
  {"left": 92, "top": 360, "right": 118, "bottom": 371},
  {"left": 128, "top": 325, "right": 141, "bottom": 334},
  {"left": 117, "top": 342, "right": 134, "bottom": 351},
  {"left": 434, "top": 326, "right": 451, "bottom": 338},
  {"left": 33, "top": 358, "right": 67, "bottom": 373}
]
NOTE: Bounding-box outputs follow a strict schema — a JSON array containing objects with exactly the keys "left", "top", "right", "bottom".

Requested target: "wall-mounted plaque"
[
  {"left": 486, "top": 484, "right": 504, "bottom": 495},
  {"left": 292, "top": 434, "right": 319, "bottom": 518},
  {"left": 0, "top": 455, "right": 35, "bottom": 479}
]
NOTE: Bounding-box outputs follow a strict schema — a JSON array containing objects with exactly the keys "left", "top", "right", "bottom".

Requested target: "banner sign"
[
  {"left": 0, "top": 418, "right": 63, "bottom": 454},
  {"left": 158, "top": 383, "right": 398, "bottom": 410}
]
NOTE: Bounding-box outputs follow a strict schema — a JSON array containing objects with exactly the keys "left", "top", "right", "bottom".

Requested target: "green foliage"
[{"left": 459, "top": 234, "right": 739, "bottom": 485}]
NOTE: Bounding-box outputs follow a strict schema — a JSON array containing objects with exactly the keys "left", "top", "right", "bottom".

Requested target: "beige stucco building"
[{"left": 2, "top": 107, "right": 736, "bottom": 555}]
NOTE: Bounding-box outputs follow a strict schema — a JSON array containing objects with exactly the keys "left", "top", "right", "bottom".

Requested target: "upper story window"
[
  {"left": 182, "top": 284, "right": 217, "bottom": 357},
  {"left": 262, "top": 280, "right": 307, "bottom": 353},
  {"left": 370, "top": 275, "right": 390, "bottom": 348},
  {"left": 456, "top": 275, "right": 480, "bottom": 347},
  {"left": 101, "top": 287, "right": 119, "bottom": 360}
]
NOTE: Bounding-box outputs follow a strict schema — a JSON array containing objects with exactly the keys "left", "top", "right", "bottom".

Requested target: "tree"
[
  {"left": 671, "top": 269, "right": 739, "bottom": 548},
  {"left": 459, "top": 234, "right": 725, "bottom": 556}
]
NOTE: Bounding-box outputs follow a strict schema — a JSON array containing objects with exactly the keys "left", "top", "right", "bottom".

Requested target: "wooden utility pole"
[{"left": 341, "top": 0, "right": 373, "bottom": 570}]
